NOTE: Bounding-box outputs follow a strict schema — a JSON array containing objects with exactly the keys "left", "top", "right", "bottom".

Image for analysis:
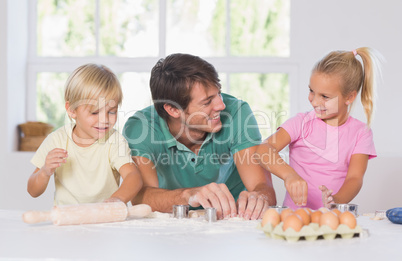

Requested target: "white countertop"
[{"left": 1, "top": 209, "right": 401, "bottom": 261}]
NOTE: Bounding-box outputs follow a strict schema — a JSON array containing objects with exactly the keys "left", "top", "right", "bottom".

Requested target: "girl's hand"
[
  {"left": 284, "top": 173, "right": 308, "bottom": 207},
  {"left": 42, "top": 148, "right": 68, "bottom": 177},
  {"left": 319, "top": 185, "right": 334, "bottom": 208}
]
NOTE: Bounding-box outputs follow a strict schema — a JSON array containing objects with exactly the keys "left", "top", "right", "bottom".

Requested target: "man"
[{"left": 123, "top": 53, "right": 276, "bottom": 220}]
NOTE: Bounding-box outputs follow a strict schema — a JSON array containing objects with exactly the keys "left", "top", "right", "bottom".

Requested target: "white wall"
[
  {"left": 0, "top": 0, "right": 401, "bottom": 213},
  {"left": 0, "top": 0, "right": 55, "bottom": 211},
  {"left": 0, "top": 0, "right": 7, "bottom": 203}
]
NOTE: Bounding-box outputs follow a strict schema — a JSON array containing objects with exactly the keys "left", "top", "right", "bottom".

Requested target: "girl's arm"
[
  {"left": 27, "top": 148, "right": 67, "bottom": 197},
  {"left": 327, "top": 154, "right": 369, "bottom": 205},
  {"left": 109, "top": 163, "right": 143, "bottom": 204},
  {"left": 255, "top": 128, "right": 308, "bottom": 206}
]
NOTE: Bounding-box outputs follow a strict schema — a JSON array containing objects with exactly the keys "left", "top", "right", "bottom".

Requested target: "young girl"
[
  {"left": 256, "top": 47, "right": 382, "bottom": 210},
  {"left": 27, "top": 64, "right": 143, "bottom": 205}
]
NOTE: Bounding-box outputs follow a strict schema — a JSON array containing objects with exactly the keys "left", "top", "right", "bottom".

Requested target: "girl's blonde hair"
[
  {"left": 312, "top": 47, "right": 383, "bottom": 126},
  {"left": 64, "top": 64, "right": 122, "bottom": 110}
]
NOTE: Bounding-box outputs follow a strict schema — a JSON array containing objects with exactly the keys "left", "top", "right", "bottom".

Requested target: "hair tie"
[{"left": 352, "top": 49, "right": 357, "bottom": 56}]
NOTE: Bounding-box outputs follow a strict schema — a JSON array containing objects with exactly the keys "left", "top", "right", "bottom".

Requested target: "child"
[
  {"left": 27, "top": 64, "right": 143, "bottom": 205},
  {"left": 256, "top": 47, "right": 382, "bottom": 210}
]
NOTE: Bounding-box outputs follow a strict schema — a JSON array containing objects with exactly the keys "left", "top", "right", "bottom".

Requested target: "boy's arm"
[
  {"left": 27, "top": 167, "right": 52, "bottom": 197},
  {"left": 255, "top": 128, "right": 308, "bottom": 207},
  {"left": 27, "top": 148, "right": 67, "bottom": 197},
  {"left": 109, "top": 163, "right": 143, "bottom": 204},
  {"left": 331, "top": 153, "right": 369, "bottom": 204}
]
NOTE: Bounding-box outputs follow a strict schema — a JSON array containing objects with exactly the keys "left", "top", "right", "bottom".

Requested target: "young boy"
[{"left": 27, "top": 64, "right": 143, "bottom": 205}]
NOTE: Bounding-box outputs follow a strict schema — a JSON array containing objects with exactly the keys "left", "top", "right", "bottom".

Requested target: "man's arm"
[
  {"left": 131, "top": 156, "right": 237, "bottom": 219},
  {"left": 234, "top": 145, "right": 277, "bottom": 220}
]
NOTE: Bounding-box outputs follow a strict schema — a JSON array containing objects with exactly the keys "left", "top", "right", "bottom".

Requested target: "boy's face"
[{"left": 68, "top": 98, "right": 118, "bottom": 146}]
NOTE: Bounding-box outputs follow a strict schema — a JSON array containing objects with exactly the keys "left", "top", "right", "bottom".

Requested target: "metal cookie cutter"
[
  {"left": 268, "top": 205, "right": 288, "bottom": 214},
  {"left": 373, "top": 210, "right": 386, "bottom": 220},
  {"left": 204, "top": 208, "right": 217, "bottom": 222},
  {"left": 172, "top": 205, "right": 189, "bottom": 219},
  {"left": 329, "top": 203, "right": 359, "bottom": 216}
]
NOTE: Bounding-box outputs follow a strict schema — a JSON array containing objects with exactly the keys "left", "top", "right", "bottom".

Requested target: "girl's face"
[
  {"left": 308, "top": 72, "right": 355, "bottom": 126},
  {"left": 67, "top": 98, "right": 118, "bottom": 146}
]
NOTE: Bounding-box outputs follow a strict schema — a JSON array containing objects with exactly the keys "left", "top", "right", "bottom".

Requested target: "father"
[{"left": 123, "top": 53, "right": 276, "bottom": 220}]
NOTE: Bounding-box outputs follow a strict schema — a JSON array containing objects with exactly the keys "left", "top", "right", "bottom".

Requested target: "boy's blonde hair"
[
  {"left": 64, "top": 64, "right": 122, "bottom": 110},
  {"left": 312, "top": 47, "right": 383, "bottom": 126}
]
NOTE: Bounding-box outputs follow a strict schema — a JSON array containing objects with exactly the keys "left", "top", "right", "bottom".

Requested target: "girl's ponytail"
[{"left": 354, "top": 48, "right": 383, "bottom": 126}]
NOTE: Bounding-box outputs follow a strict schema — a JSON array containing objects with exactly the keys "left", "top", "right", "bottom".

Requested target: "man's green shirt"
[{"left": 123, "top": 93, "right": 262, "bottom": 200}]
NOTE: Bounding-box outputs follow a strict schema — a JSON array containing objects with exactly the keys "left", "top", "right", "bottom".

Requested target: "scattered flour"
[
  {"left": 227, "top": 216, "right": 245, "bottom": 221},
  {"left": 145, "top": 211, "right": 171, "bottom": 219},
  {"left": 93, "top": 210, "right": 260, "bottom": 238}
]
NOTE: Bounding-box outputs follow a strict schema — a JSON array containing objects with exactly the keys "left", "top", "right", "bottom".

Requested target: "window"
[{"left": 29, "top": 0, "right": 291, "bottom": 138}]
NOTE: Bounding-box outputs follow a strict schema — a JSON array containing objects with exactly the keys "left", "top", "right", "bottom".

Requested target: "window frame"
[{"left": 26, "top": 0, "right": 299, "bottom": 124}]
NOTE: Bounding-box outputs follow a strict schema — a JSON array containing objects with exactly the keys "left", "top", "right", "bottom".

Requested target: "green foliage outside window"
[
  {"left": 36, "top": 0, "right": 290, "bottom": 134},
  {"left": 100, "top": 0, "right": 158, "bottom": 56},
  {"left": 37, "top": 0, "right": 95, "bottom": 56},
  {"left": 230, "top": 73, "right": 289, "bottom": 138},
  {"left": 230, "top": 0, "right": 289, "bottom": 56},
  {"left": 36, "top": 73, "right": 69, "bottom": 130}
]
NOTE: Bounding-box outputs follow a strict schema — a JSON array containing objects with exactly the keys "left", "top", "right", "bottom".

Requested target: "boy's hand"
[
  {"left": 319, "top": 185, "right": 334, "bottom": 208},
  {"left": 103, "top": 197, "right": 123, "bottom": 203},
  {"left": 284, "top": 173, "right": 308, "bottom": 207},
  {"left": 43, "top": 148, "right": 68, "bottom": 176}
]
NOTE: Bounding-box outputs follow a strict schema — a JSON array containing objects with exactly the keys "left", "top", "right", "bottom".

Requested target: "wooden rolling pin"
[{"left": 22, "top": 202, "right": 152, "bottom": 225}]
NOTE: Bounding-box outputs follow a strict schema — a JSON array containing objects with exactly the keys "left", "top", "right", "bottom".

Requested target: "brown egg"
[
  {"left": 339, "top": 211, "right": 357, "bottom": 229},
  {"left": 304, "top": 208, "right": 313, "bottom": 215},
  {"left": 280, "top": 208, "right": 294, "bottom": 222},
  {"left": 261, "top": 208, "right": 281, "bottom": 227},
  {"left": 318, "top": 207, "right": 330, "bottom": 213},
  {"left": 310, "top": 210, "right": 322, "bottom": 224},
  {"left": 283, "top": 214, "right": 304, "bottom": 232},
  {"left": 331, "top": 209, "right": 342, "bottom": 217},
  {"left": 320, "top": 211, "right": 339, "bottom": 230},
  {"left": 294, "top": 208, "right": 311, "bottom": 225}
]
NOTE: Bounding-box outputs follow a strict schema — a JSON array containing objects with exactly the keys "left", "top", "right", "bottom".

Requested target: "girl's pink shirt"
[{"left": 281, "top": 110, "right": 376, "bottom": 210}]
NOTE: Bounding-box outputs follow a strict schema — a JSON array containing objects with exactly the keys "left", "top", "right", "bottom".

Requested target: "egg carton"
[{"left": 258, "top": 222, "right": 362, "bottom": 242}]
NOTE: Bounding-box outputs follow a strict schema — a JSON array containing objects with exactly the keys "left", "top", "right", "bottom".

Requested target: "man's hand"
[
  {"left": 319, "top": 185, "right": 334, "bottom": 208},
  {"left": 284, "top": 173, "right": 308, "bottom": 207},
  {"left": 187, "top": 183, "right": 237, "bottom": 220},
  {"left": 237, "top": 191, "right": 270, "bottom": 220}
]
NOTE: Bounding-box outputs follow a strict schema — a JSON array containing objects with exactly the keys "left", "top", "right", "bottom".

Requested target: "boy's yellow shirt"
[{"left": 31, "top": 124, "right": 133, "bottom": 205}]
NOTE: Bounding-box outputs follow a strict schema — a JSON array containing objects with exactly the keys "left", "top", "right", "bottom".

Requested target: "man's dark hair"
[{"left": 150, "top": 53, "right": 221, "bottom": 121}]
